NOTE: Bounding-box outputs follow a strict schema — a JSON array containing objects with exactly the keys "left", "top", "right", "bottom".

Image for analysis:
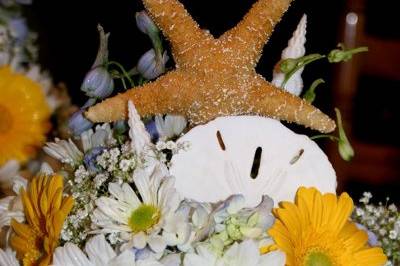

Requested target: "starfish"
[{"left": 86, "top": 0, "right": 336, "bottom": 133}]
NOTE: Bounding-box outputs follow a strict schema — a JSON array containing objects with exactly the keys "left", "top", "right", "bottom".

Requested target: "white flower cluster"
[
  {"left": 155, "top": 140, "right": 190, "bottom": 166},
  {"left": 353, "top": 192, "right": 400, "bottom": 265},
  {"left": 96, "top": 146, "right": 137, "bottom": 183},
  {"left": 203, "top": 195, "right": 275, "bottom": 256},
  {"left": 61, "top": 142, "right": 140, "bottom": 246}
]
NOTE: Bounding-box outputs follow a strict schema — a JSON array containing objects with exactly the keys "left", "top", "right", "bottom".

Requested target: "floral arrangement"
[{"left": 0, "top": 0, "right": 397, "bottom": 265}]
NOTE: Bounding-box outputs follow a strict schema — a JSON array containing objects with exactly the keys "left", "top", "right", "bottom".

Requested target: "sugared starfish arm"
[
  {"left": 143, "top": 0, "right": 210, "bottom": 65},
  {"left": 220, "top": 0, "right": 292, "bottom": 66},
  {"left": 85, "top": 71, "right": 189, "bottom": 122},
  {"left": 249, "top": 75, "right": 336, "bottom": 133}
]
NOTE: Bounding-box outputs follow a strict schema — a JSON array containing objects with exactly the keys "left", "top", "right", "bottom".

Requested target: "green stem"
[
  {"left": 148, "top": 31, "right": 164, "bottom": 62},
  {"left": 303, "top": 78, "right": 325, "bottom": 103},
  {"left": 348, "top": 46, "right": 368, "bottom": 54},
  {"left": 310, "top": 135, "right": 339, "bottom": 141},
  {"left": 107, "top": 61, "right": 135, "bottom": 88},
  {"left": 281, "top": 54, "right": 325, "bottom": 88}
]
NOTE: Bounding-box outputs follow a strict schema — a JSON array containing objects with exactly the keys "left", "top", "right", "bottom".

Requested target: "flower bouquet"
[{"left": 0, "top": 0, "right": 398, "bottom": 265}]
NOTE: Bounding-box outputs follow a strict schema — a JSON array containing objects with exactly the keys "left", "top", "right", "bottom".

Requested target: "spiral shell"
[{"left": 272, "top": 14, "right": 307, "bottom": 96}]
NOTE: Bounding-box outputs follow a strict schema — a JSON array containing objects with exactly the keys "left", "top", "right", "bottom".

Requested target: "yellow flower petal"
[
  {"left": 0, "top": 66, "right": 50, "bottom": 165},
  {"left": 10, "top": 174, "right": 74, "bottom": 266},
  {"left": 266, "top": 187, "right": 387, "bottom": 266}
]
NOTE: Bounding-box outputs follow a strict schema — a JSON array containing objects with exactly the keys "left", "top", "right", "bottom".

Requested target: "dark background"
[
  {"left": 28, "top": 0, "right": 345, "bottom": 106},
  {"left": 25, "top": 0, "right": 399, "bottom": 203}
]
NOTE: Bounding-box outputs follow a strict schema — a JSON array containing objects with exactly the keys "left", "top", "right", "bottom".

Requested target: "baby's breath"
[{"left": 352, "top": 192, "right": 400, "bottom": 265}]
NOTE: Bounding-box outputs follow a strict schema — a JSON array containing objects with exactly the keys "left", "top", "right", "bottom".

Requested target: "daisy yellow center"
[
  {"left": 305, "top": 251, "right": 333, "bottom": 266},
  {"left": 129, "top": 204, "right": 160, "bottom": 232},
  {"left": 0, "top": 105, "right": 13, "bottom": 134}
]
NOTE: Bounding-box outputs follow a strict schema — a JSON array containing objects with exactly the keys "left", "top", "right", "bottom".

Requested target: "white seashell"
[
  {"left": 128, "top": 101, "right": 152, "bottom": 156},
  {"left": 271, "top": 14, "right": 307, "bottom": 96},
  {"left": 170, "top": 116, "right": 336, "bottom": 207},
  {"left": 127, "top": 101, "right": 169, "bottom": 177}
]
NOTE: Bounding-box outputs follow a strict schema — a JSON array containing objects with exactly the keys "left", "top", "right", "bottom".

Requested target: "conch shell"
[{"left": 271, "top": 14, "right": 307, "bottom": 96}]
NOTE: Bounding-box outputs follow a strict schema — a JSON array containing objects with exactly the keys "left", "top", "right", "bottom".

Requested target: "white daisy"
[
  {"left": 184, "top": 240, "right": 285, "bottom": 266},
  {"left": 44, "top": 138, "right": 83, "bottom": 167},
  {"left": 155, "top": 115, "right": 187, "bottom": 140},
  {"left": 53, "top": 234, "right": 163, "bottom": 266},
  {"left": 81, "top": 123, "right": 116, "bottom": 153},
  {"left": 92, "top": 163, "right": 181, "bottom": 253},
  {"left": 0, "top": 248, "right": 19, "bottom": 266}
]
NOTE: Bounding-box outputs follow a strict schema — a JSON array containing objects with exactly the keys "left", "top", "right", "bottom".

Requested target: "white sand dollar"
[{"left": 170, "top": 116, "right": 337, "bottom": 207}]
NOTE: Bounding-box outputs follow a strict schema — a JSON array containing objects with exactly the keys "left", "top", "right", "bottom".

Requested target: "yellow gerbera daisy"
[
  {"left": 268, "top": 187, "right": 387, "bottom": 266},
  {"left": 10, "top": 174, "right": 74, "bottom": 266},
  {"left": 0, "top": 66, "right": 50, "bottom": 165}
]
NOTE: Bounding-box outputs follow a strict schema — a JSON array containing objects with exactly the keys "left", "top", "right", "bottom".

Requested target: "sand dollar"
[{"left": 170, "top": 116, "right": 337, "bottom": 207}]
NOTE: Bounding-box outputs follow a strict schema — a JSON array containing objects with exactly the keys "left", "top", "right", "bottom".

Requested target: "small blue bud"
[
  {"left": 355, "top": 223, "right": 379, "bottom": 247},
  {"left": 9, "top": 18, "right": 28, "bottom": 44},
  {"left": 137, "top": 49, "right": 169, "bottom": 80},
  {"left": 145, "top": 120, "right": 159, "bottom": 141},
  {"left": 135, "top": 11, "right": 159, "bottom": 36},
  {"left": 68, "top": 110, "right": 93, "bottom": 136},
  {"left": 84, "top": 146, "right": 105, "bottom": 173},
  {"left": 81, "top": 67, "right": 114, "bottom": 99}
]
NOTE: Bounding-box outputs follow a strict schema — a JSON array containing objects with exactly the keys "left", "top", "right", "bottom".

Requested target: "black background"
[{"left": 28, "top": 0, "right": 344, "bottom": 109}]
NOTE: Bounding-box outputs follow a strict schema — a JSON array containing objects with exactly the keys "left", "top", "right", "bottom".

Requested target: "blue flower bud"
[
  {"left": 356, "top": 223, "right": 379, "bottom": 247},
  {"left": 68, "top": 110, "right": 93, "bottom": 136},
  {"left": 9, "top": 18, "right": 28, "bottom": 44},
  {"left": 145, "top": 120, "right": 159, "bottom": 141},
  {"left": 81, "top": 67, "right": 114, "bottom": 99},
  {"left": 137, "top": 49, "right": 169, "bottom": 80},
  {"left": 84, "top": 146, "right": 105, "bottom": 173},
  {"left": 135, "top": 11, "right": 159, "bottom": 36}
]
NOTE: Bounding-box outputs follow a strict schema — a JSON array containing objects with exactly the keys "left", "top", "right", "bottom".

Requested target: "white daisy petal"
[
  {"left": 122, "top": 183, "right": 141, "bottom": 207},
  {"left": 155, "top": 115, "right": 187, "bottom": 140},
  {"left": 132, "top": 231, "right": 148, "bottom": 249},
  {"left": 258, "top": 250, "right": 286, "bottom": 266},
  {"left": 223, "top": 241, "right": 259, "bottom": 266},
  {"left": 54, "top": 235, "right": 136, "bottom": 266},
  {"left": 134, "top": 169, "right": 153, "bottom": 204},
  {"left": 108, "top": 249, "right": 136, "bottom": 266},
  {"left": 53, "top": 243, "right": 93, "bottom": 266},
  {"left": 0, "top": 248, "right": 19, "bottom": 266},
  {"left": 85, "top": 234, "right": 116, "bottom": 265},
  {"left": 147, "top": 235, "right": 167, "bottom": 253},
  {"left": 96, "top": 197, "right": 130, "bottom": 224}
]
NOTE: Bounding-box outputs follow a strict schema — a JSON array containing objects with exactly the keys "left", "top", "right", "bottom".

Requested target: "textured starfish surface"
[{"left": 86, "top": 0, "right": 336, "bottom": 133}]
